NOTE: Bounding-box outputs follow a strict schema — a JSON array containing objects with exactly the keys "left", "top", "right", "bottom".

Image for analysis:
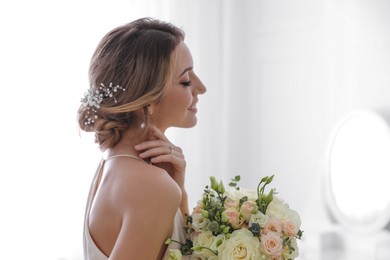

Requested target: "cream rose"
[
  {"left": 240, "top": 188, "right": 258, "bottom": 200},
  {"left": 225, "top": 188, "right": 258, "bottom": 201},
  {"left": 286, "top": 208, "right": 302, "bottom": 229},
  {"left": 224, "top": 188, "right": 258, "bottom": 209},
  {"left": 192, "top": 231, "right": 218, "bottom": 259},
  {"left": 260, "top": 232, "right": 283, "bottom": 257},
  {"left": 193, "top": 230, "right": 215, "bottom": 249},
  {"left": 224, "top": 196, "right": 240, "bottom": 209},
  {"left": 193, "top": 234, "right": 224, "bottom": 259},
  {"left": 217, "top": 228, "right": 261, "bottom": 260},
  {"left": 210, "top": 234, "right": 225, "bottom": 252},
  {"left": 249, "top": 211, "right": 269, "bottom": 228},
  {"left": 192, "top": 213, "right": 210, "bottom": 232},
  {"left": 282, "top": 237, "right": 299, "bottom": 259},
  {"left": 265, "top": 197, "right": 290, "bottom": 221}
]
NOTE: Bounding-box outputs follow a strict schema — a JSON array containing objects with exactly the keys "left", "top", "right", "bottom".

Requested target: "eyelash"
[{"left": 181, "top": 80, "right": 191, "bottom": 87}]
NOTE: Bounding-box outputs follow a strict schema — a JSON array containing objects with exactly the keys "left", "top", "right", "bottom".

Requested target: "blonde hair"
[{"left": 77, "top": 18, "right": 184, "bottom": 151}]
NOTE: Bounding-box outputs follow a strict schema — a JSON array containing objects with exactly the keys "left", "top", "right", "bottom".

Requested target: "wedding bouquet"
[{"left": 166, "top": 175, "right": 303, "bottom": 260}]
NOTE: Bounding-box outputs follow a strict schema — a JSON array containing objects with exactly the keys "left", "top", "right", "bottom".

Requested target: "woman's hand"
[{"left": 134, "top": 127, "right": 186, "bottom": 189}]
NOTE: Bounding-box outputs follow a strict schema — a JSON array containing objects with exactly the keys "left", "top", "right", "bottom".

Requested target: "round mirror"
[{"left": 327, "top": 110, "right": 390, "bottom": 233}]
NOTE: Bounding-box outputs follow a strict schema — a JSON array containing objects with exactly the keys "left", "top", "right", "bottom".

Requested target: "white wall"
[
  {"left": 1, "top": 0, "right": 390, "bottom": 259},
  {"left": 170, "top": 0, "right": 390, "bottom": 258}
]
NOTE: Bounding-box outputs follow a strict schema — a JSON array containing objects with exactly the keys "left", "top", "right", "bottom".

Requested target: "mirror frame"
[{"left": 324, "top": 110, "right": 390, "bottom": 233}]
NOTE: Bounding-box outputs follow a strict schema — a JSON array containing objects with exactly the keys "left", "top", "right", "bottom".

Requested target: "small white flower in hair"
[{"left": 80, "top": 82, "right": 126, "bottom": 125}]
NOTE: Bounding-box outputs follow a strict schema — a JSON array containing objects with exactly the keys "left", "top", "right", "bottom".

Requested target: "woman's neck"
[{"left": 105, "top": 128, "right": 146, "bottom": 158}]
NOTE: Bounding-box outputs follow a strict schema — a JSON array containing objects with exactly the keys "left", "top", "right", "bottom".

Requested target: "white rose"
[
  {"left": 240, "top": 188, "right": 258, "bottom": 200},
  {"left": 249, "top": 211, "right": 269, "bottom": 228},
  {"left": 286, "top": 208, "right": 301, "bottom": 229},
  {"left": 225, "top": 188, "right": 258, "bottom": 201},
  {"left": 282, "top": 237, "right": 299, "bottom": 259},
  {"left": 193, "top": 231, "right": 215, "bottom": 249},
  {"left": 224, "top": 188, "right": 242, "bottom": 208},
  {"left": 192, "top": 213, "right": 210, "bottom": 232},
  {"left": 193, "top": 231, "right": 219, "bottom": 259},
  {"left": 266, "top": 197, "right": 290, "bottom": 221},
  {"left": 217, "top": 228, "right": 261, "bottom": 260},
  {"left": 210, "top": 234, "right": 225, "bottom": 252}
]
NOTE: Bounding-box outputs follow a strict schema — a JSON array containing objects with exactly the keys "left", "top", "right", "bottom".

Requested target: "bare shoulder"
[
  {"left": 101, "top": 159, "right": 183, "bottom": 259},
  {"left": 104, "top": 158, "right": 182, "bottom": 212}
]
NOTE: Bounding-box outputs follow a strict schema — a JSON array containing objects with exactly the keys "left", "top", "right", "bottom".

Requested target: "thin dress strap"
[{"left": 104, "top": 154, "right": 144, "bottom": 162}]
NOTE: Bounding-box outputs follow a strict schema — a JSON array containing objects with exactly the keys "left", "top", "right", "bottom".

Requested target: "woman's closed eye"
[{"left": 181, "top": 80, "right": 191, "bottom": 87}]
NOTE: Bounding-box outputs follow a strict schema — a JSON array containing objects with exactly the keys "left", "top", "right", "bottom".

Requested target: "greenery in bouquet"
[{"left": 166, "top": 175, "right": 303, "bottom": 260}]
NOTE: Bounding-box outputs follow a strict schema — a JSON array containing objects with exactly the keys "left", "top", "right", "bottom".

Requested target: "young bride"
[{"left": 77, "top": 17, "right": 206, "bottom": 259}]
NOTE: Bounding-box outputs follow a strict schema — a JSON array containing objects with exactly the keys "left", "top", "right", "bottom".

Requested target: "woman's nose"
[{"left": 193, "top": 73, "right": 206, "bottom": 95}]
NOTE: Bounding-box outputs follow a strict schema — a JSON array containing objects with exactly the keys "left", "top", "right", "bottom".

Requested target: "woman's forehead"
[{"left": 172, "top": 42, "right": 194, "bottom": 78}]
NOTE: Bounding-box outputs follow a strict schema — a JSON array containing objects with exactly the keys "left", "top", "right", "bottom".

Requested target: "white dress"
[{"left": 83, "top": 155, "right": 189, "bottom": 260}]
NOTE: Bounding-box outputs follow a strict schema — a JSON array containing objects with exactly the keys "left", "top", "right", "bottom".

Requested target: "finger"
[
  {"left": 135, "top": 139, "right": 182, "bottom": 153},
  {"left": 150, "top": 153, "right": 185, "bottom": 164},
  {"left": 134, "top": 140, "right": 168, "bottom": 151},
  {"left": 139, "top": 146, "right": 184, "bottom": 159}
]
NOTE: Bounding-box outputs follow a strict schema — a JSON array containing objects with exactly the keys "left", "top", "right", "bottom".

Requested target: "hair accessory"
[{"left": 81, "top": 82, "right": 126, "bottom": 125}]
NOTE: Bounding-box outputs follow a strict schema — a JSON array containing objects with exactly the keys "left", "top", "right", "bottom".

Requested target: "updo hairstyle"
[{"left": 77, "top": 17, "right": 184, "bottom": 151}]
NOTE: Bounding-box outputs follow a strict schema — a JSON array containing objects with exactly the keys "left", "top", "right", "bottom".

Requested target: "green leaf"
[
  {"left": 218, "top": 180, "right": 225, "bottom": 194},
  {"left": 229, "top": 182, "right": 237, "bottom": 187},
  {"left": 239, "top": 196, "right": 248, "bottom": 206}
]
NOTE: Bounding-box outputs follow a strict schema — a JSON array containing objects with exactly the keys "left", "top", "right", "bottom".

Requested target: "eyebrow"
[{"left": 178, "top": 66, "right": 193, "bottom": 78}]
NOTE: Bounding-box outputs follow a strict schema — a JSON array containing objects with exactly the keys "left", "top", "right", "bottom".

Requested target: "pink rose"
[
  {"left": 260, "top": 232, "right": 283, "bottom": 256},
  {"left": 222, "top": 208, "right": 244, "bottom": 229},
  {"left": 282, "top": 220, "right": 299, "bottom": 237},
  {"left": 240, "top": 200, "right": 257, "bottom": 222},
  {"left": 264, "top": 217, "right": 282, "bottom": 234}
]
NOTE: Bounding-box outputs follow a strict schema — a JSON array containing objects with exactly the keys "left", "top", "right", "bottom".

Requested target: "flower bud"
[
  {"left": 266, "top": 175, "right": 274, "bottom": 185},
  {"left": 201, "top": 209, "right": 209, "bottom": 218},
  {"left": 221, "top": 212, "right": 229, "bottom": 223},
  {"left": 223, "top": 226, "right": 230, "bottom": 234},
  {"left": 218, "top": 180, "right": 225, "bottom": 194},
  {"left": 210, "top": 176, "right": 219, "bottom": 191}
]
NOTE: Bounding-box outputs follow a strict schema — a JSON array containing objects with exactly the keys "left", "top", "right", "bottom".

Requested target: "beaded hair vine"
[{"left": 80, "top": 82, "right": 126, "bottom": 125}]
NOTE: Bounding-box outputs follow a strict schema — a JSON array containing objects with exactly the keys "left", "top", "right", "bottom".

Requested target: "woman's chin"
[{"left": 175, "top": 118, "right": 198, "bottom": 129}]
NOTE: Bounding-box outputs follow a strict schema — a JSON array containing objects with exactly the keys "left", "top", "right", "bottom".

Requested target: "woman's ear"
[{"left": 147, "top": 103, "right": 155, "bottom": 115}]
